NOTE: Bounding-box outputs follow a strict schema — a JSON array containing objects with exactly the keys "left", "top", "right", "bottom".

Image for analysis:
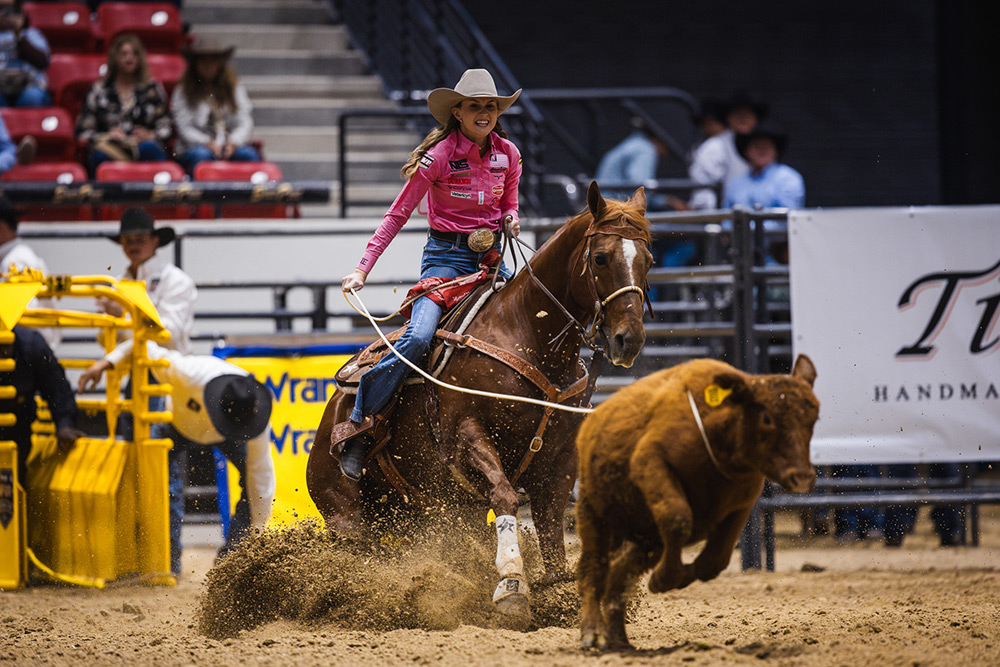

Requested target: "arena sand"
[{"left": 3, "top": 505, "right": 998, "bottom": 666}]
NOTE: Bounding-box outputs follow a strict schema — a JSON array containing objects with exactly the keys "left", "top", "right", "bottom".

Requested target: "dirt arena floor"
[{"left": 3, "top": 504, "right": 998, "bottom": 666}]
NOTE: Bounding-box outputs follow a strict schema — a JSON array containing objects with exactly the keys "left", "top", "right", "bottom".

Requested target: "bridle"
[{"left": 499, "top": 214, "right": 653, "bottom": 354}]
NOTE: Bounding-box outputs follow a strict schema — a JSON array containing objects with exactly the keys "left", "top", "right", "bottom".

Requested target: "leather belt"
[{"left": 429, "top": 227, "right": 500, "bottom": 251}]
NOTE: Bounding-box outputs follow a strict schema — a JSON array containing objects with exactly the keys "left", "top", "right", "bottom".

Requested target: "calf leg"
[
  {"left": 693, "top": 507, "right": 752, "bottom": 582},
  {"left": 602, "top": 540, "right": 654, "bottom": 650},
  {"left": 576, "top": 496, "right": 611, "bottom": 649},
  {"left": 630, "top": 444, "right": 696, "bottom": 593}
]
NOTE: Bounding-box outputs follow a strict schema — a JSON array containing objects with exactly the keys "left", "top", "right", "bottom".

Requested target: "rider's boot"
[{"left": 339, "top": 433, "right": 371, "bottom": 480}]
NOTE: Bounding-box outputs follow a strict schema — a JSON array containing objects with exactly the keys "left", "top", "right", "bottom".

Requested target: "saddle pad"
[{"left": 335, "top": 281, "right": 502, "bottom": 392}]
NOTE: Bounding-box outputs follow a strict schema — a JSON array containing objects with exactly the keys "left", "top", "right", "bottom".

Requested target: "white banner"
[{"left": 789, "top": 207, "right": 1000, "bottom": 464}]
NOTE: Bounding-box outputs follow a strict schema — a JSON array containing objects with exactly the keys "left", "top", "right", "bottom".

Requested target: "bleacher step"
[
  {"left": 254, "top": 126, "right": 419, "bottom": 154},
  {"left": 242, "top": 75, "right": 383, "bottom": 98},
  {"left": 183, "top": 0, "right": 334, "bottom": 26},
  {"left": 252, "top": 97, "right": 394, "bottom": 126},
  {"left": 189, "top": 24, "right": 350, "bottom": 51},
  {"left": 234, "top": 50, "right": 366, "bottom": 77}
]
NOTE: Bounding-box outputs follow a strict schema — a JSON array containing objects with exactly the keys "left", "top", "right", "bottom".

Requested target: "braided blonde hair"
[{"left": 401, "top": 115, "right": 511, "bottom": 180}]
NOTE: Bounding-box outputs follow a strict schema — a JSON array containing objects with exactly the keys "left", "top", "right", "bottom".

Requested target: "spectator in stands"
[
  {"left": 692, "top": 96, "right": 728, "bottom": 143},
  {"left": 0, "top": 111, "right": 36, "bottom": 174},
  {"left": 334, "top": 68, "right": 521, "bottom": 480},
  {"left": 0, "top": 195, "right": 59, "bottom": 348},
  {"left": 723, "top": 124, "right": 805, "bottom": 211},
  {"left": 594, "top": 115, "right": 668, "bottom": 206},
  {"left": 0, "top": 0, "right": 51, "bottom": 107},
  {"left": 79, "top": 341, "right": 276, "bottom": 575},
  {"left": 677, "top": 90, "right": 767, "bottom": 211},
  {"left": 75, "top": 34, "right": 172, "bottom": 177},
  {"left": 0, "top": 325, "right": 84, "bottom": 490},
  {"left": 171, "top": 35, "right": 259, "bottom": 176}
]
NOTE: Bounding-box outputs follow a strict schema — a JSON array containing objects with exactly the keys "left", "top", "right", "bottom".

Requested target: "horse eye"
[{"left": 593, "top": 253, "right": 608, "bottom": 267}]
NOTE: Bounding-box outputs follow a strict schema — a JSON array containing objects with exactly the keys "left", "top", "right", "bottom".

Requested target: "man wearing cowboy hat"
[
  {"left": 723, "top": 124, "right": 804, "bottom": 212},
  {"left": 101, "top": 207, "right": 196, "bottom": 355},
  {"left": 171, "top": 35, "right": 259, "bottom": 175},
  {"left": 79, "top": 340, "right": 276, "bottom": 574}
]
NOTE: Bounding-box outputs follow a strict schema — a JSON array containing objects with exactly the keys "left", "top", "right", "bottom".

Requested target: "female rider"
[{"left": 334, "top": 68, "right": 522, "bottom": 479}]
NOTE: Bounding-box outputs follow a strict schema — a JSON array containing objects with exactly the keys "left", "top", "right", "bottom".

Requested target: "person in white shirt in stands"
[
  {"left": 0, "top": 194, "right": 59, "bottom": 347},
  {"left": 79, "top": 340, "right": 276, "bottom": 576}
]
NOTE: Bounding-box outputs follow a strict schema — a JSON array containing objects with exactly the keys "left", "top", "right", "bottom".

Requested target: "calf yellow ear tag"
[
  {"left": 704, "top": 384, "right": 732, "bottom": 407},
  {"left": 486, "top": 508, "right": 496, "bottom": 526}
]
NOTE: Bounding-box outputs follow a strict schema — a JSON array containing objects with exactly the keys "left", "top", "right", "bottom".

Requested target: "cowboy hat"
[
  {"left": 735, "top": 124, "right": 789, "bottom": 161},
  {"left": 426, "top": 69, "right": 521, "bottom": 126},
  {"left": 181, "top": 34, "right": 235, "bottom": 61},
  {"left": 204, "top": 374, "right": 272, "bottom": 441},
  {"left": 110, "top": 207, "right": 176, "bottom": 246}
]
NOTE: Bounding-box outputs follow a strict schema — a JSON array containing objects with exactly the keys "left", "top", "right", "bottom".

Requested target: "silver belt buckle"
[{"left": 467, "top": 227, "right": 495, "bottom": 252}]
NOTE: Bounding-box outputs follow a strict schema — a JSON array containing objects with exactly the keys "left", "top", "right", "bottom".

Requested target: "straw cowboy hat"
[
  {"left": 181, "top": 34, "right": 236, "bottom": 61},
  {"left": 204, "top": 374, "right": 272, "bottom": 441},
  {"left": 426, "top": 69, "right": 521, "bottom": 126},
  {"left": 110, "top": 207, "right": 176, "bottom": 246}
]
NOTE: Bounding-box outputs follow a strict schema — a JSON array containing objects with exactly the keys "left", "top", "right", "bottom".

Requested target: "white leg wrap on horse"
[{"left": 494, "top": 514, "right": 523, "bottom": 577}]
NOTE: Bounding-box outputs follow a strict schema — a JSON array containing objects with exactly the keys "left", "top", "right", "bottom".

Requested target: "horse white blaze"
[
  {"left": 622, "top": 238, "right": 638, "bottom": 284},
  {"left": 495, "top": 514, "right": 522, "bottom": 576}
]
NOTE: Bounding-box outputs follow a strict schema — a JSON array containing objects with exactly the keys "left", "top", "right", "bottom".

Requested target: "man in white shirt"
[
  {"left": 0, "top": 195, "right": 59, "bottom": 348},
  {"left": 79, "top": 340, "right": 276, "bottom": 575}
]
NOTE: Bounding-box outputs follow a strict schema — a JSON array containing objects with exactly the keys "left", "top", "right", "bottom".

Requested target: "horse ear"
[
  {"left": 629, "top": 187, "right": 647, "bottom": 215},
  {"left": 587, "top": 180, "right": 607, "bottom": 220},
  {"left": 791, "top": 354, "right": 817, "bottom": 387}
]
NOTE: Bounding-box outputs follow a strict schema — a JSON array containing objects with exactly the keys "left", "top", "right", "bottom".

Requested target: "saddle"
[{"left": 334, "top": 280, "right": 500, "bottom": 394}]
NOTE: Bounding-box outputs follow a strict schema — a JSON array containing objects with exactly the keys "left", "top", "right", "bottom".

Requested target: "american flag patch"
[
  {"left": 490, "top": 153, "right": 509, "bottom": 169},
  {"left": 419, "top": 155, "right": 435, "bottom": 169}
]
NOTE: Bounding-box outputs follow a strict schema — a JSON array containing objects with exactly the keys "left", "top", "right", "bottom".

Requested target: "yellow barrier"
[{"left": 0, "top": 267, "right": 175, "bottom": 589}]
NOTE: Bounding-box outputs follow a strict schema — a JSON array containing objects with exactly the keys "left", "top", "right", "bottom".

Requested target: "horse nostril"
[{"left": 614, "top": 333, "right": 626, "bottom": 351}]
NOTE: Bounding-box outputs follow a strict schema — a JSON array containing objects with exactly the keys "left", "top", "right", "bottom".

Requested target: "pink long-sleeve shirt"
[{"left": 357, "top": 129, "right": 522, "bottom": 273}]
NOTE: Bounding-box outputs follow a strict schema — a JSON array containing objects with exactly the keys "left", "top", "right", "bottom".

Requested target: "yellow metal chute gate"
[{"left": 0, "top": 267, "right": 175, "bottom": 589}]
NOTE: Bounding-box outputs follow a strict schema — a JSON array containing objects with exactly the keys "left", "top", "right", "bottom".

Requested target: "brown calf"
[{"left": 575, "top": 355, "right": 820, "bottom": 650}]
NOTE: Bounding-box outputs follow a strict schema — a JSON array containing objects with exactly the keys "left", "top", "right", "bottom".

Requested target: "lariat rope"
[
  {"left": 345, "top": 288, "right": 595, "bottom": 414},
  {"left": 686, "top": 389, "right": 734, "bottom": 480}
]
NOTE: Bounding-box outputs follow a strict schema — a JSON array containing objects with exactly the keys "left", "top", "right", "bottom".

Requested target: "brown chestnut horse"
[{"left": 306, "top": 181, "right": 652, "bottom": 621}]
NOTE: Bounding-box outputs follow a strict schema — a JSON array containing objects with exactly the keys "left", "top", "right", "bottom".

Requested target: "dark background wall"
[{"left": 464, "top": 0, "right": 998, "bottom": 208}]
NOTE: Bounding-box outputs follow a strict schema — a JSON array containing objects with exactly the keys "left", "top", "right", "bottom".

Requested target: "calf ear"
[
  {"left": 791, "top": 354, "right": 817, "bottom": 387},
  {"left": 711, "top": 371, "right": 754, "bottom": 405}
]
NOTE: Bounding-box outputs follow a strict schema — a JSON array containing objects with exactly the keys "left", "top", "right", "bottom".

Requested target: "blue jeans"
[
  {"left": 178, "top": 144, "right": 261, "bottom": 175},
  {"left": 350, "top": 235, "right": 506, "bottom": 422},
  {"left": 884, "top": 463, "right": 962, "bottom": 542},
  {"left": 0, "top": 84, "right": 50, "bottom": 107},
  {"left": 162, "top": 422, "right": 252, "bottom": 573}
]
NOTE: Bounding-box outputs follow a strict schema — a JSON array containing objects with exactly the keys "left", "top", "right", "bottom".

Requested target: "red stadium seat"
[
  {"left": 94, "top": 2, "right": 184, "bottom": 53},
  {"left": 192, "top": 161, "right": 293, "bottom": 219},
  {"left": 96, "top": 160, "right": 189, "bottom": 220},
  {"left": 0, "top": 107, "right": 76, "bottom": 162},
  {"left": 2, "top": 162, "right": 91, "bottom": 221},
  {"left": 146, "top": 53, "right": 186, "bottom": 98},
  {"left": 23, "top": 2, "right": 94, "bottom": 53},
  {"left": 46, "top": 53, "right": 107, "bottom": 120}
]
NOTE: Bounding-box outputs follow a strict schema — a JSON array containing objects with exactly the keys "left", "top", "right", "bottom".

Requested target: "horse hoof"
[{"left": 493, "top": 576, "right": 532, "bottom": 629}]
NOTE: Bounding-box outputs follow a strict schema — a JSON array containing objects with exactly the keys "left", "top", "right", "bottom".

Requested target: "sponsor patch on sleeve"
[{"left": 419, "top": 155, "right": 435, "bottom": 170}]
